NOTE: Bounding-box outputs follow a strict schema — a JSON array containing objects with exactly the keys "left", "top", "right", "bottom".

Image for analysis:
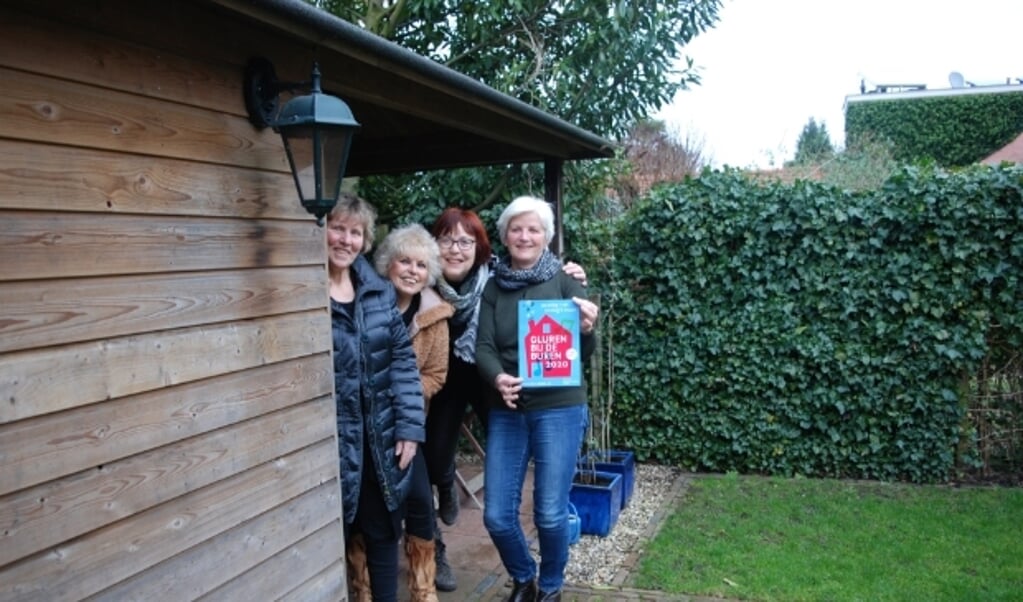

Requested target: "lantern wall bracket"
[
  {"left": 243, "top": 57, "right": 308, "bottom": 129},
  {"left": 240, "top": 56, "right": 361, "bottom": 225}
]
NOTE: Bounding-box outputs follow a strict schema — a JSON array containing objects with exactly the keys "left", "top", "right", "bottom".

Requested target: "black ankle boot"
[
  {"left": 437, "top": 483, "right": 460, "bottom": 525},
  {"left": 536, "top": 589, "right": 562, "bottom": 601},
  {"left": 434, "top": 535, "right": 456, "bottom": 592},
  {"left": 506, "top": 578, "right": 537, "bottom": 602}
]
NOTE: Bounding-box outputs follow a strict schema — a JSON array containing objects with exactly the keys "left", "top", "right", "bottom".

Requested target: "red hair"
[{"left": 430, "top": 208, "right": 493, "bottom": 269}]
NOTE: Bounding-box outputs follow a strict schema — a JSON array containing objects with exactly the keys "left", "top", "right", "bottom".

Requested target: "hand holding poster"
[{"left": 518, "top": 299, "right": 581, "bottom": 388}]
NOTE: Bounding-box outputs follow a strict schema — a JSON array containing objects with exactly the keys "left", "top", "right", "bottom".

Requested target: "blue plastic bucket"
[{"left": 567, "top": 502, "right": 581, "bottom": 545}]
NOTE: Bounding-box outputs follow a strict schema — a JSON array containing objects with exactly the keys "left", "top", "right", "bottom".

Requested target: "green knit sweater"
[{"left": 475, "top": 271, "right": 597, "bottom": 411}]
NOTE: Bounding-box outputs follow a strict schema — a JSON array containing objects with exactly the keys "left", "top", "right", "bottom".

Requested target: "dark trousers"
[
  {"left": 348, "top": 455, "right": 404, "bottom": 602},
  {"left": 424, "top": 356, "right": 490, "bottom": 489},
  {"left": 404, "top": 450, "right": 436, "bottom": 540}
]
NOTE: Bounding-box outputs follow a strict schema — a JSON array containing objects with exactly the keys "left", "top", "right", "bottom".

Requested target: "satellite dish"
[{"left": 949, "top": 71, "right": 965, "bottom": 88}]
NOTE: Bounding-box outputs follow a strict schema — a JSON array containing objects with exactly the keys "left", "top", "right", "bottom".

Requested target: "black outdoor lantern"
[{"left": 244, "top": 57, "right": 360, "bottom": 225}]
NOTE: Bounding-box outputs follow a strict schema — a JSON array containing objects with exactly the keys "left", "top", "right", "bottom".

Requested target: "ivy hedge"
[
  {"left": 844, "top": 90, "right": 1023, "bottom": 167},
  {"left": 605, "top": 165, "right": 1023, "bottom": 483}
]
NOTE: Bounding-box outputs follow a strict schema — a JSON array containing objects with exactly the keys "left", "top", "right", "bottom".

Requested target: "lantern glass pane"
[
  {"left": 281, "top": 126, "right": 354, "bottom": 205},
  {"left": 321, "top": 129, "right": 354, "bottom": 203},
  {"left": 281, "top": 125, "right": 316, "bottom": 201}
]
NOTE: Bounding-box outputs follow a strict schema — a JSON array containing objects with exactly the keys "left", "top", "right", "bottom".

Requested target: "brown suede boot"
[
  {"left": 346, "top": 533, "right": 372, "bottom": 602},
  {"left": 404, "top": 535, "right": 440, "bottom": 602}
]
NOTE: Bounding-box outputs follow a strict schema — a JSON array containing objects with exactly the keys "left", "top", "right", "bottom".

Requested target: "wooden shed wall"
[{"left": 0, "top": 2, "right": 346, "bottom": 600}]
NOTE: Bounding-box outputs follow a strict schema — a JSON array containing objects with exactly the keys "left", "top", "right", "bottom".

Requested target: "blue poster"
[{"left": 518, "top": 299, "right": 581, "bottom": 388}]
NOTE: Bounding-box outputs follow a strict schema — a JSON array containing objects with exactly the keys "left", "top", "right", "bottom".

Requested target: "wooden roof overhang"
[{"left": 209, "top": 0, "right": 616, "bottom": 177}]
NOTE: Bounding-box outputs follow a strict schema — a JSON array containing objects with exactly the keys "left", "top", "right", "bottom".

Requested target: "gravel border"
[{"left": 564, "top": 464, "right": 689, "bottom": 587}]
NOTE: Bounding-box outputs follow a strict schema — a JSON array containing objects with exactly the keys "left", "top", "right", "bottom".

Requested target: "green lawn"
[{"left": 632, "top": 473, "right": 1023, "bottom": 601}]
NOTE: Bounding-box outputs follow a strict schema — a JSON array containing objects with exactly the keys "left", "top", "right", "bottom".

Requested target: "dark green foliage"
[
  {"left": 312, "top": 0, "right": 722, "bottom": 224},
  {"left": 605, "top": 165, "right": 1023, "bottom": 483},
  {"left": 845, "top": 91, "right": 1023, "bottom": 167},
  {"left": 387, "top": 0, "right": 723, "bottom": 139}
]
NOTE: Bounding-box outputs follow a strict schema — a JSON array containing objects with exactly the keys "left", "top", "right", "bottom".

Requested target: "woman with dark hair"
[{"left": 424, "top": 207, "right": 495, "bottom": 591}]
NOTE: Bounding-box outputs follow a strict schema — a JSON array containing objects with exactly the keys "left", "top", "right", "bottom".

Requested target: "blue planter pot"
[
  {"left": 569, "top": 469, "right": 623, "bottom": 537},
  {"left": 579, "top": 449, "right": 635, "bottom": 509}
]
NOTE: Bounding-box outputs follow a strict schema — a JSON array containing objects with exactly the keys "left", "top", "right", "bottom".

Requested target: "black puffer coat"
[{"left": 332, "top": 255, "right": 425, "bottom": 525}]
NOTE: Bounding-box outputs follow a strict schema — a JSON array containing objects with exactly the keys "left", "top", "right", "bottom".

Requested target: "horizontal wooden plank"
[
  {"left": 199, "top": 524, "right": 344, "bottom": 602},
  {"left": 4, "top": 0, "right": 388, "bottom": 112},
  {"left": 0, "top": 210, "right": 326, "bottom": 281},
  {"left": 0, "top": 440, "right": 341, "bottom": 601},
  {"left": 279, "top": 560, "right": 347, "bottom": 602},
  {"left": 0, "top": 5, "right": 245, "bottom": 116},
  {"left": 3, "top": 0, "right": 280, "bottom": 85},
  {"left": 1, "top": 0, "right": 380, "bottom": 141},
  {"left": 0, "top": 66, "right": 285, "bottom": 171},
  {"left": 0, "top": 399, "right": 337, "bottom": 568},
  {"left": 0, "top": 139, "right": 303, "bottom": 219},
  {"left": 0, "top": 355, "right": 332, "bottom": 496},
  {"left": 2, "top": 0, "right": 565, "bottom": 164},
  {"left": 0, "top": 265, "right": 328, "bottom": 353},
  {"left": 0, "top": 310, "right": 331, "bottom": 424},
  {"left": 88, "top": 483, "right": 341, "bottom": 601}
]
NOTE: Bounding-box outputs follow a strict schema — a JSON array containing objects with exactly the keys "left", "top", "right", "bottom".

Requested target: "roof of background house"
[
  {"left": 845, "top": 82, "right": 1023, "bottom": 107},
  {"left": 984, "top": 131, "right": 1023, "bottom": 165}
]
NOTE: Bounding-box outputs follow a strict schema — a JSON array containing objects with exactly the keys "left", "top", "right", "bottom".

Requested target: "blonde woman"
[{"left": 327, "top": 193, "right": 425, "bottom": 602}]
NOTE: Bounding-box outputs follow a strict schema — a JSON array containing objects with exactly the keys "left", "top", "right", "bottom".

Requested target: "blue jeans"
[{"left": 483, "top": 404, "right": 588, "bottom": 593}]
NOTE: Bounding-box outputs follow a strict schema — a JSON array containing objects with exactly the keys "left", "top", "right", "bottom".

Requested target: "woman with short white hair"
[{"left": 476, "top": 195, "right": 600, "bottom": 602}]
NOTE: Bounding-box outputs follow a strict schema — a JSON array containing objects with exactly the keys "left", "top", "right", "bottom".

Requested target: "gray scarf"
[
  {"left": 494, "top": 248, "right": 562, "bottom": 291},
  {"left": 435, "top": 263, "right": 490, "bottom": 363}
]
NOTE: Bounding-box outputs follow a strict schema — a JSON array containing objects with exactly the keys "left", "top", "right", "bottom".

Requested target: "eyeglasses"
[{"left": 437, "top": 236, "right": 476, "bottom": 250}]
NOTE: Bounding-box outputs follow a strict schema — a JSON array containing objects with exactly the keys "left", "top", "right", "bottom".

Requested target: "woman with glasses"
[{"left": 423, "top": 208, "right": 494, "bottom": 591}]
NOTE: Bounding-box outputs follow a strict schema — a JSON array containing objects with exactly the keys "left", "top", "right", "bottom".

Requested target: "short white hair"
[{"left": 496, "top": 195, "right": 555, "bottom": 245}]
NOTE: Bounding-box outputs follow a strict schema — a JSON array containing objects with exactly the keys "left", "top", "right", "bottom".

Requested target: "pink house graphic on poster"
[{"left": 524, "top": 315, "right": 573, "bottom": 379}]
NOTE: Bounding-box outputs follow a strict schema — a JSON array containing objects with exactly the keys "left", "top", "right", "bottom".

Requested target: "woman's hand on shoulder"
[
  {"left": 563, "top": 261, "right": 587, "bottom": 286},
  {"left": 572, "top": 296, "right": 599, "bottom": 334}
]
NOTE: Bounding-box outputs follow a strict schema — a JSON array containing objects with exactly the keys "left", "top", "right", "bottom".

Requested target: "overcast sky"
[{"left": 655, "top": 0, "right": 1023, "bottom": 169}]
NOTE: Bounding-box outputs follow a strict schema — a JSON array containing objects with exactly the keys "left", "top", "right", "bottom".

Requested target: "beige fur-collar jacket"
[{"left": 409, "top": 286, "right": 455, "bottom": 408}]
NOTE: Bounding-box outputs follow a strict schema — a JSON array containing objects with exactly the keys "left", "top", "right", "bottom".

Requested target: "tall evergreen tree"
[{"left": 792, "top": 117, "right": 835, "bottom": 165}]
